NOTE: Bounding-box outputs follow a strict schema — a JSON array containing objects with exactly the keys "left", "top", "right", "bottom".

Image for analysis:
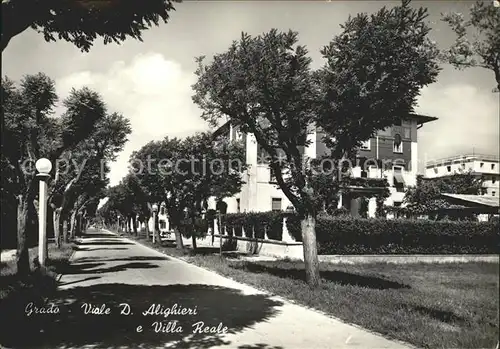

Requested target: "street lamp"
[
  {"left": 152, "top": 203, "right": 158, "bottom": 244},
  {"left": 35, "top": 158, "right": 52, "bottom": 266}
]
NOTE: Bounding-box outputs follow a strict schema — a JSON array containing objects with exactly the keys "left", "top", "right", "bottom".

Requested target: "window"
[
  {"left": 393, "top": 166, "right": 405, "bottom": 192},
  {"left": 447, "top": 166, "right": 451, "bottom": 172},
  {"left": 393, "top": 134, "right": 403, "bottom": 153},
  {"left": 271, "top": 198, "right": 282, "bottom": 212},
  {"left": 492, "top": 164, "right": 496, "bottom": 170},
  {"left": 159, "top": 221, "right": 166, "bottom": 230},
  {"left": 480, "top": 162, "right": 484, "bottom": 168},
  {"left": 160, "top": 206, "right": 166, "bottom": 215},
  {"left": 492, "top": 191, "right": 496, "bottom": 197},
  {"left": 236, "top": 198, "right": 241, "bottom": 213},
  {"left": 361, "top": 170, "right": 368, "bottom": 178},
  {"left": 270, "top": 167, "right": 277, "bottom": 183},
  {"left": 368, "top": 165, "right": 379, "bottom": 178},
  {"left": 433, "top": 167, "right": 438, "bottom": 174},
  {"left": 394, "top": 119, "right": 402, "bottom": 126},
  {"left": 360, "top": 139, "right": 370, "bottom": 150},
  {"left": 403, "top": 127, "right": 411, "bottom": 139},
  {"left": 235, "top": 129, "right": 243, "bottom": 141},
  {"left": 492, "top": 177, "right": 497, "bottom": 184}
]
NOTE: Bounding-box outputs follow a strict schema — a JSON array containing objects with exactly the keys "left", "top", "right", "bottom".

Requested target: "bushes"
[
  {"left": 178, "top": 217, "right": 209, "bottom": 238},
  {"left": 219, "top": 211, "right": 499, "bottom": 255},
  {"left": 224, "top": 211, "right": 284, "bottom": 240},
  {"left": 287, "top": 215, "right": 499, "bottom": 254}
]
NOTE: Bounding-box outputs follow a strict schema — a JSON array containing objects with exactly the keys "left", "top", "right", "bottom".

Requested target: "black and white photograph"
[{"left": 1, "top": 0, "right": 499, "bottom": 348}]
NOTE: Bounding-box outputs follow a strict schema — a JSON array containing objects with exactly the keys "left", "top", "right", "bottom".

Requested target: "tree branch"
[{"left": 1, "top": 0, "right": 43, "bottom": 51}]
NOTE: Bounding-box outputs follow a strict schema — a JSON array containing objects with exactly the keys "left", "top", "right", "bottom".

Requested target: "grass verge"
[
  {"left": 0, "top": 242, "right": 75, "bottom": 301},
  {"left": 125, "top": 230, "right": 499, "bottom": 349}
]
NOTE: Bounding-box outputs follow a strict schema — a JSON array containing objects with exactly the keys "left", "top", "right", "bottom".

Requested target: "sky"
[{"left": 2, "top": 0, "right": 499, "bottom": 188}]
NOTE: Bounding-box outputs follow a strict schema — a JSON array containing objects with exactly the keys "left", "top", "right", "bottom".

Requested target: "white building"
[
  {"left": 211, "top": 114, "right": 438, "bottom": 217},
  {"left": 425, "top": 154, "right": 499, "bottom": 197}
]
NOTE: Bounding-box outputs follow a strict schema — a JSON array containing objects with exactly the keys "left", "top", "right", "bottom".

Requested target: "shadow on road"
[
  {"left": 0, "top": 283, "right": 283, "bottom": 349},
  {"left": 58, "top": 276, "right": 102, "bottom": 287},
  {"left": 57, "top": 261, "right": 161, "bottom": 275},
  {"left": 230, "top": 262, "right": 411, "bottom": 290},
  {"left": 237, "top": 345, "right": 284, "bottom": 349},
  {"left": 74, "top": 240, "right": 135, "bottom": 246},
  {"left": 79, "top": 233, "right": 124, "bottom": 239},
  {"left": 73, "top": 246, "right": 130, "bottom": 252},
  {"left": 74, "top": 256, "right": 171, "bottom": 263}
]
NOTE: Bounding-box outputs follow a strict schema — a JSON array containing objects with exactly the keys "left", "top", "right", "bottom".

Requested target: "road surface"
[{"left": 2, "top": 229, "right": 413, "bottom": 349}]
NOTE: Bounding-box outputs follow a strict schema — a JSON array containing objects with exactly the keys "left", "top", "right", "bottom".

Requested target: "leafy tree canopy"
[
  {"left": 192, "top": 0, "right": 440, "bottom": 218},
  {"left": 404, "top": 171, "right": 485, "bottom": 214},
  {"left": 1, "top": 0, "right": 181, "bottom": 52},
  {"left": 442, "top": 0, "right": 500, "bottom": 92}
]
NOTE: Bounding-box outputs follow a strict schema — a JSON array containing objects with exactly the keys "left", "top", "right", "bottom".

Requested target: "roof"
[
  {"left": 441, "top": 193, "right": 500, "bottom": 208},
  {"left": 425, "top": 154, "right": 499, "bottom": 167},
  {"left": 212, "top": 120, "right": 231, "bottom": 139},
  {"left": 408, "top": 113, "right": 438, "bottom": 125}
]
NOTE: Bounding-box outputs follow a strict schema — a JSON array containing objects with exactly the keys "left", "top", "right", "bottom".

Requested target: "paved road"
[{"left": 6, "top": 229, "right": 413, "bottom": 349}]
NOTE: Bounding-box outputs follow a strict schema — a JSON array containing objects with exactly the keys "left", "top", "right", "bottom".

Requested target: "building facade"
[
  {"left": 211, "top": 114, "right": 437, "bottom": 217},
  {"left": 425, "top": 154, "right": 500, "bottom": 196}
]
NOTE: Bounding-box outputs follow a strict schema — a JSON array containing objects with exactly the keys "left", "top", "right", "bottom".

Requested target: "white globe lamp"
[{"left": 35, "top": 158, "right": 52, "bottom": 177}]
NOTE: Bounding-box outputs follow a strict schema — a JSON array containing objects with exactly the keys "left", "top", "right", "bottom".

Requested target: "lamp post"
[
  {"left": 152, "top": 203, "right": 158, "bottom": 244},
  {"left": 35, "top": 158, "right": 52, "bottom": 266}
]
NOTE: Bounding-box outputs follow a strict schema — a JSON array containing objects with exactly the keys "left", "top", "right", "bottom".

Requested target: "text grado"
[{"left": 25, "top": 302, "right": 229, "bottom": 334}]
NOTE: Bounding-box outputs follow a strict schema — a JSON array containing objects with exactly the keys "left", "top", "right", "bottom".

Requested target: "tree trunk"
[
  {"left": 16, "top": 196, "right": 30, "bottom": 276},
  {"left": 80, "top": 216, "right": 86, "bottom": 235},
  {"left": 154, "top": 214, "right": 161, "bottom": 244},
  {"left": 191, "top": 212, "right": 197, "bottom": 250},
  {"left": 145, "top": 217, "right": 150, "bottom": 238},
  {"left": 70, "top": 210, "right": 77, "bottom": 240},
  {"left": 132, "top": 215, "right": 137, "bottom": 235},
  {"left": 76, "top": 215, "right": 82, "bottom": 236},
  {"left": 174, "top": 227, "right": 184, "bottom": 249},
  {"left": 53, "top": 209, "right": 62, "bottom": 248},
  {"left": 62, "top": 218, "right": 69, "bottom": 243},
  {"left": 300, "top": 213, "right": 320, "bottom": 288}
]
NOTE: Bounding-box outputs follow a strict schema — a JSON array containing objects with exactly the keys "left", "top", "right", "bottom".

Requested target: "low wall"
[
  {"left": 149, "top": 233, "right": 498, "bottom": 264},
  {"left": 217, "top": 234, "right": 304, "bottom": 259},
  {"left": 179, "top": 233, "right": 303, "bottom": 259},
  {"left": 318, "top": 255, "right": 499, "bottom": 264},
  {"left": 185, "top": 216, "right": 303, "bottom": 259}
]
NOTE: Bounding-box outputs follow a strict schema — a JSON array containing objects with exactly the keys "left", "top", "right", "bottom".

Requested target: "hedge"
[
  {"left": 223, "top": 211, "right": 284, "bottom": 240},
  {"left": 178, "top": 217, "right": 209, "bottom": 238},
  {"left": 286, "top": 215, "right": 499, "bottom": 254}
]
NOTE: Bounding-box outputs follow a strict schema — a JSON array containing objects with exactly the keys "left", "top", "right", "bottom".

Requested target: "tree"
[
  {"left": 442, "top": 0, "right": 500, "bottom": 92},
  {"left": 404, "top": 171, "right": 485, "bottom": 217},
  {"left": 97, "top": 198, "right": 121, "bottom": 229},
  {"left": 48, "top": 112, "right": 131, "bottom": 246},
  {"left": 192, "top": 1, "right": 440, "bottom": 288},
  {"left": 2, "top": 73, "right": 107, "bottom": 275},
  {"left": 176, "top": 132, "right": 247, "bottom": 249},
  {"left": 131, "top": 132, "right": 246, "bottom": 248},
  {"left": 1, "top": 0, "right": 181, "bottom": 52}
]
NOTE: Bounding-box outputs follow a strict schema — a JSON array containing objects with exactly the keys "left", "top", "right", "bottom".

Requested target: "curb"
[{"left": 109, "top": 229, "right": 418, "bottom": 349}]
